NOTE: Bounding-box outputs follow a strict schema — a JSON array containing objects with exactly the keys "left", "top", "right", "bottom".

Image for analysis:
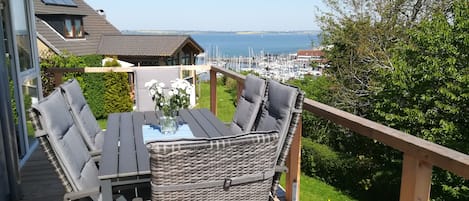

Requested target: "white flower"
[
  {"left": 145, "top": 79, "right": 158, "bottom": 88},
  {"left": 185, "top": 88, "right": 191, "bottom": 94},
  {"left": 157, "top": 87, "right": 162, "bottom": 94},
  {"left": 159, "top": 82, "right": 165, "bottom": 88},
  {"left": 149, "top": 89, "right": 156, "bottom": 96},
  {"left": 168, "top": 90, "right": 174, "bottom": 96},
  {"left": 173, "top": 89, "right": 179, "bottom": 95}
]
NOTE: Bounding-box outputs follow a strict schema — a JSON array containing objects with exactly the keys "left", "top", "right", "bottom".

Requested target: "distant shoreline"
[{"left": 121, "top": 30, "right": 321, "bottom": 35}]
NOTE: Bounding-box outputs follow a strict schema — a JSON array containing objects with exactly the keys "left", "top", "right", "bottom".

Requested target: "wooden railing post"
[
  {"left": 236, "top": 80, "right": 244, "bottom": 102},
  {"left": 53, "top": 71, "right": 63, "bottom": 87},
  {"left": 399, "top": 154, "right": 433, "bottom": 201},
  {"left": 286, "top": 118, "right": 302, "bottom": 201},
  {"left": 209, "top": 69, "right": 217, "bottom": 115}
]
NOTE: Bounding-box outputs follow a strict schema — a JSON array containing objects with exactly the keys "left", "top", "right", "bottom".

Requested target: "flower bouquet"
[{"left": 145, "top": 78, "right": 193, "bottom": 134}]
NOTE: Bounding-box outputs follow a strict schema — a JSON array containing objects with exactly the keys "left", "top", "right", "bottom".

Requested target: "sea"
[
  {"left": 190, "top": 32, "right": 321, "bottom": 57},
  {"left": 123, "top": 30, "right": 321, "bottom": 57}
]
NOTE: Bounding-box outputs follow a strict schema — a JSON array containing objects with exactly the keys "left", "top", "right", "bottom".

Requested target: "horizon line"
[{"left": 121, "top": 29, "right": 321, "bottom": 33}]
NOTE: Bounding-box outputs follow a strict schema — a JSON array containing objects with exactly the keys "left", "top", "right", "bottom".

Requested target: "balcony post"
[
  {"left": 54, "top": 71, "right": 63, "bottom": 87},
  {"left": 286, "top": 118, "right": 302, "bottom": 201},
  {"left": 399, "top": 153, "right": 432, "bottom": 201},
  {"left": 236, "top": 80, "right": 244, "bottom": 102},
  {"left": 209, "top": 69, "right": 217, "bottom": 115}
]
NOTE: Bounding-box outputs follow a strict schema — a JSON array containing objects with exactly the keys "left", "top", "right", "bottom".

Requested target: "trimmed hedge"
[
  {"left": 82, "top": 73, "right": 105, "bottom": 119},
  {"left": 40, "top": 54, "right": 133, "bottom": 118},
  {"left": 104, "top": 72, "right": 132, "bottom": 115},
  {"left": 301, "top": 137, "right": 401, "bottom": 200}
]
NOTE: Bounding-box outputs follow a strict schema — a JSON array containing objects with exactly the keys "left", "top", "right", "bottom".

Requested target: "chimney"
[{"left": 96, "top": 9, "right": 106, "bottom": 18}]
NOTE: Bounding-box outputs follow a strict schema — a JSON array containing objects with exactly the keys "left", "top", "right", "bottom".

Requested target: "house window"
[{"left": 63, "top": 17, "right": 83, "bottom": 38}]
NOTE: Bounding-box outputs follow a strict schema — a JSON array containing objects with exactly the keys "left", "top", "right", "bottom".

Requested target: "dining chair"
[
  {"left": 30, "top": 89, "right": 102, "bottom": 201},
  {"left": 254, "top": 79, "right": 304, "bottom": 198},
  {"left": 229, "top": 74, "right": 266, "bottom": 134},
  {"left": 60, "top": 79, "right": 104, "bottom": 157},
  {"left": 30, "top": 89, "right": 140, "bottom": 201},
  {"left": 146, "top": 130, "right": 279, "bottom": 201}
]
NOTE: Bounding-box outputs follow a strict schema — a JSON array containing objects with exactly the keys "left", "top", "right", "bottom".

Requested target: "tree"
[
  {"left": 374, "top": 1, "right": 469, "bottom": 200},
  {"left": 103, "top": 57, "right": 133, "bottom": 115},
  {"left": 311, "top": 0, "right": 467, "bottom": 200},
  {"left": 317, "top": 0, "right": 454, "bottom": 115}
]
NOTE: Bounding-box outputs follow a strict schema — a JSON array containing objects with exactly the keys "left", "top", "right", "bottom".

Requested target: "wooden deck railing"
[
  {"left": 209, "top": 66, "right": 469, "bottom": 201},
  {"left": 46, "top": 65, "right": 469, "bottom": 201}
]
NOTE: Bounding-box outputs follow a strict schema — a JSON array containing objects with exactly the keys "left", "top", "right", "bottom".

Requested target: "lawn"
[
  {"left": 97, "top": 119, "right": 107, "bottom": 129},
  {"left": 280, "top": 173, "right": 357, "bottom": 201},
  {"left": 195, "top": 81, "right": 236, "bottom": 122}
]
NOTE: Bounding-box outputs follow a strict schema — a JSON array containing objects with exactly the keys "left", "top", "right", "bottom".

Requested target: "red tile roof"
[{"left": 297, "top": 49, "right": 325, "bottom": 57}]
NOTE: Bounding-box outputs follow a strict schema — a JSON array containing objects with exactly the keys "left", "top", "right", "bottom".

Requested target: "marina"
[
  {"left": 197, "top": 50, "right": 325, "bottom": 82},
  {"left": 190, "top": 31, "right": 325, "bottom": 81}
]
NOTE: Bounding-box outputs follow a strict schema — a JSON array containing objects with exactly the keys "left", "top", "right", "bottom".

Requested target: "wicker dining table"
[{"left": 98, "top": 108, "right": 234, "bottom": 201}]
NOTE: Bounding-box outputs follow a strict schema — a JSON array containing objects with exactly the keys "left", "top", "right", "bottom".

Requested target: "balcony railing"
[
  {"left": 47, "top": 65, "right": 469, "bottom": 201},
  {"left": 209, "top": 66, "right": 469, "bottom": 201}
]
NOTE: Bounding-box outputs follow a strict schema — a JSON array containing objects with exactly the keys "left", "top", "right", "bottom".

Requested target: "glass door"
[
  {"left": 0, "top": 2, "right": 21, "bottom": 200},
  {"left": 8, "top": 0, "right": 41, "bottom": 161}
]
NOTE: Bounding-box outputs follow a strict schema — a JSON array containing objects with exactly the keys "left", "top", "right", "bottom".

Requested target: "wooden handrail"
[
  {"left": 303, "top": 99, "right": 469, "bottom": 179},
  {"left": 209, "top": 65, "right": 469, "bottom": 201}
]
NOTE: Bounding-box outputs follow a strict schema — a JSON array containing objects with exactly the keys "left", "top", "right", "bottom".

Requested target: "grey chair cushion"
[
  {"left": 230, "top": 74, "right": 266, "bottom": 134},
  {"left": 31, "top": 89, "right": 100, "bottom": 201},
  {"left": 255, "top": 80, "right": 300, "bottom": 162},
  {"left": 60, "top": 79, "right": 103, "bottom": 152}
]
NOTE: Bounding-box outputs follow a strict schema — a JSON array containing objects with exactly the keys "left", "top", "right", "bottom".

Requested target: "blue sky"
[{"left": 84, "top": 0, "right": 325, "bottom": 31}]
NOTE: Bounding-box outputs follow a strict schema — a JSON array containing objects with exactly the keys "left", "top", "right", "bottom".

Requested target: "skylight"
[{"left": 42, "top": 0, "right": 77, "bottom": 7}]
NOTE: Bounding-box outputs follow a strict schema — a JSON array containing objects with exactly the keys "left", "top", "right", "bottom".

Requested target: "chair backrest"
[
  {"left": 254, "top": 80, "right": 304, "bottom": 196},
  {"left": 60, "top": 79, "right": 104, "bottom": 152},
  {"left": 30, "top": 89, "right": 100, "bottom": 201},
  {"left": 146, "top": 130, "right": 279, "bottom": 201},
  {"left": 255, "top": 80, "right": 304, "bottom": 163},
  {"left": 230, "top": 74, "right": 266, "bottom": 134}
]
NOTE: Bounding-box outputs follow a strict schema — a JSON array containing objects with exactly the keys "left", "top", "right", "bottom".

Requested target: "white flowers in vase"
[{"left": 145, "top": 78, "right": 193, "bottom": 117}]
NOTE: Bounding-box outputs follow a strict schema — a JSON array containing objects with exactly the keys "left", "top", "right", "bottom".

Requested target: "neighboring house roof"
[
  {"left": 97, "top": 35, "right": 204, "bottom": 57},
  {"left": 33, "top": 0, "right": 121, "bottom": 56},
  {"left": 297, "top": 49, "right": 325, "bottom": 57}
]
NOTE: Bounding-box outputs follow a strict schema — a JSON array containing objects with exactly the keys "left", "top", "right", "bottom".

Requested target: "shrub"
[
  {"left": 83, "top": 73, "right": 105, "bottom": 119},
  {"left": 103, "top": 56, "right": 120, "bottom": 67},
  {"left": 104, "top": 72, "right": 132, "bottom": 115}
]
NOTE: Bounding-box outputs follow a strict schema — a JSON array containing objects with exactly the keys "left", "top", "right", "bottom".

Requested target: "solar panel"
[{"left": 42, "top": 0, "right": 77, "bottom": 7}]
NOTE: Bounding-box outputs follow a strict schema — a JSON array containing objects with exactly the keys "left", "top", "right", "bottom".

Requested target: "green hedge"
[
  {"left": 301, "top": 138, "right": 401, "bottom": 200},
  {"left": 104, "top": 72, "right": 132, "bottom": 115},
  {"left": 82, "top": 73, "right": 105, "bottom": 119},
  {"left": 40, "top": 54, "right": 133, "bottom": 118}
]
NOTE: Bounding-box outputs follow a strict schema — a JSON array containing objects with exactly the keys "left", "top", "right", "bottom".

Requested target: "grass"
[
  {"left": 280, "top": 173, "right": 357, "bottom": 201},
  {"left": 195, "top": 81, "right": 236, "bottom": 122},
  {"left": 97, "top": 119, "right": 107, "bottom": 129}
]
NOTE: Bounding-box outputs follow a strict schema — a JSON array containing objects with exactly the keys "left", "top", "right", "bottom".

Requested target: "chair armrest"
[
  {"left": 63, "top": 187, "right": 99, "bottom": 201},
  {"left": 90, "top": 149, "right": 101, "bottom": 157},
  {"left": 90, "top": 150, "right": 102, "bottom": 167}
]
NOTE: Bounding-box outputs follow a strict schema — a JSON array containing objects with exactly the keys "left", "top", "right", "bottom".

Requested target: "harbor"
[{"left": 196, "top": 49, "right": 326, "bottom": 82}]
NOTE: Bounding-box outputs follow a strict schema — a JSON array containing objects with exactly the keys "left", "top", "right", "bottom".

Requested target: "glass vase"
[{"left": 159, "top": 116, "right": 177, "bottom": 134}]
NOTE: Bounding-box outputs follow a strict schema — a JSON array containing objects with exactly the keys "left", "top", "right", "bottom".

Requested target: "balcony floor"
[
  {"left": 19, "top": 146, "right": 286, "bottom": 201},
  {"left": 19, "top": 146, "right": 65, "bottom": 201}
]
